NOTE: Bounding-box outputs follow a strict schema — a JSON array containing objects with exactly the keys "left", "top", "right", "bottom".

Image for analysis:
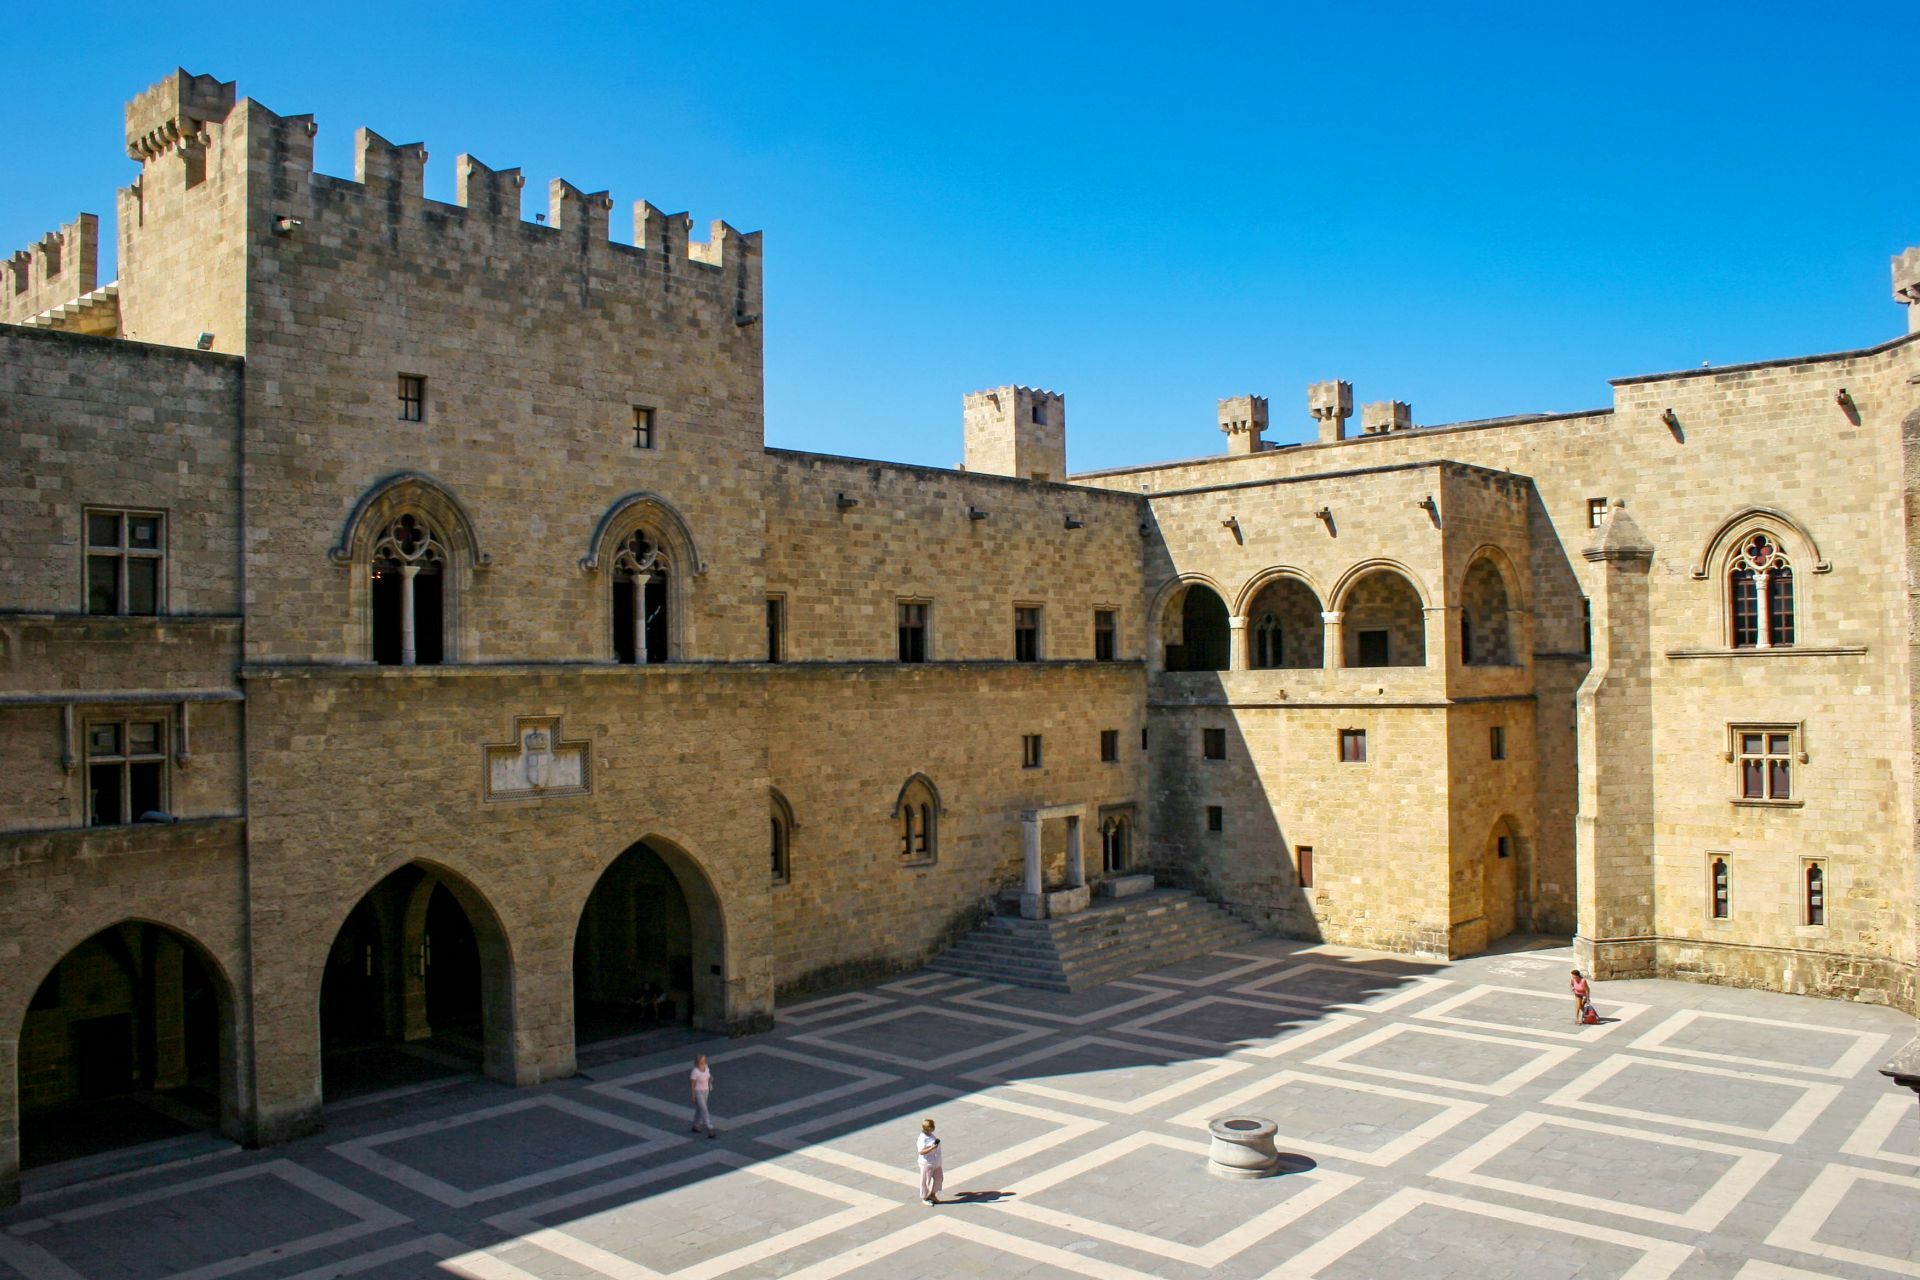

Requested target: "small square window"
[
  {"left": 1099, "top": 729, "right": 1119, "bottom": 763},
  {"left": 1032, "top": 402, "right": 1048, "bottom": 425},
  {"left": 1205, "top": 805, "right": 1224, "bottom": 833},
  {"left": 1490, "top": 726, "right": 1506, "bottom": 760},
  {"left": 1022, "top": 733, "right": 1043, "bottom": 769},
  {"left": 1296, "top": 845, "right": 1314, "bottom": 888},
  {"left": 398, "top": 374, "right": 426, "bottom": 422},
  {"left": 1586, "top": 497, "right": 1608, "bottom": 529},
  {"left": 1355, "top": 630, "right": 1390, "bottom": 667},
  {"left": 1014, "top": 606, "right": 1041, "bottom": 662},
  {"left": 1339, "top": 729, "right": 1367, "bottom": 763},
  {"left": 633, "top": 406, "right": 657, "bottom": 449},
  {"left": 1094, "top": 609, "right": 1116, "bottom": 661},
  {"left": 1202, "top": 727, "right": 1226, "bottom": 760}
]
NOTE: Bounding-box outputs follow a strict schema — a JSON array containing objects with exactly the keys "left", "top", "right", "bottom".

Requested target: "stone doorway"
[
  {"left": 15, "top": 923, "right": 234, "bottom": 1171},
  {"left": 320, "top": 863, "right": 503, "bottom": 1101}
]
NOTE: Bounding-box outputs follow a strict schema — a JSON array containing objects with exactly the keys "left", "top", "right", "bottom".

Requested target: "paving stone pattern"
[{"left": 2, "top": 939, "right": 1916, "bottom": 1280}]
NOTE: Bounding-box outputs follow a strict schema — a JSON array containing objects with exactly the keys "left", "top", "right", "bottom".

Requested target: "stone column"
[
  {"left": 632, "top": 572, "right": 654, "bottom": 665},
  {"left": 1425, "top": 606, "right": 1450, "bottom": 670},
  {"left": 1228, "top": 615, "right": 1249, "bottom": 671},
  {"left": 1023, "top": 815, "right": 1043, "bottom": 896},
  {"left": 1321, "top": 611, "right": 1344, "bottom": 668},
  {"left": 1065, "top": 814, "right": 1085, "bottom": 888},
  {"left": 150, "top": 934, "right": 188, "bottom": 1090},
  {"left": 1573, "top": 502, "right": 1658, "bottom": 980},
  {"left": 398, "top": 563, "right": 419, "bottom": 665}
]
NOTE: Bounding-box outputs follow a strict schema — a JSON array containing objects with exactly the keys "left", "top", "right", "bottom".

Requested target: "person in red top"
[{"left": 1569, "top": 969, "right": 1592, "bottom": 1024}]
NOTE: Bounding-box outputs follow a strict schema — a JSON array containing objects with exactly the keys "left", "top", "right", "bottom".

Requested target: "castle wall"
[
  {"left": 767, "top": 663, "right": 1147, "bottom": 995},
  {"left": 1, "top": 215, "right": 99, "bottom": 327},
  {"left": 1086, "top": 334, "right": 1920, "bottom": 1007}
]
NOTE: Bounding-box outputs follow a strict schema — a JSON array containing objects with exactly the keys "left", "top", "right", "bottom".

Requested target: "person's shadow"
[{"left": 943, "top": 1191, "right": 1015, "bottom": 1206}]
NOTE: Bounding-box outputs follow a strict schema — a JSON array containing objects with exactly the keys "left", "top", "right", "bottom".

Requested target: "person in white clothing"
[
  {"left": 689, "top": 1055, "right": 715, "bottom": 1138},
  {"left": 917, "top": 1117, "right": 943, "bottom": 1205}
]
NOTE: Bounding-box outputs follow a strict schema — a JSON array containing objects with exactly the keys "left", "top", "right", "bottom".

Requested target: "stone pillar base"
[
  {"left": 1574, "top": 934, "right": 1658, "bottom": 981},
  {"left": 1020, "top": 886, "right": 1092, "bottom": 919},
  {"left": 1097, "top": 874, "right": 1156, "bottom": 900}
]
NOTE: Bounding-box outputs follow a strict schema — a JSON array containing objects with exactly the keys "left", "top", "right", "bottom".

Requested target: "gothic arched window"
[
  {"left": 1101, "top": 814, "right": 1131, "bottom": 875},
  {"left": 1728, "top": 533, "right": 1794, "bottom": 648},
  {"left": 895, "top": 774, "right": 940, "bottom": 865},
  {"left": 770, "top": 788, "right": 795, "bottom": 885},
  {"left": 371, "top": 513, "right": 447, "bottom": 665},
  {"left": 612, "top": 530, "right": 671, "bottom": 664}
]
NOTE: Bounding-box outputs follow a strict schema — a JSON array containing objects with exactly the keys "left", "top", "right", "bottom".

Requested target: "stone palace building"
[{"left": 2, "top": 70, "right": 1916, "bottom": 1202}]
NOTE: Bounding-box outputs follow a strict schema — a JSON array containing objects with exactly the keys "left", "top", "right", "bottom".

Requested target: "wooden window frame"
[
  {"left": 85, "top": 715, "right": 169, "bottom": 826},
  {"left": 84, "top": 507, "right": 167, "bottom": 617}
]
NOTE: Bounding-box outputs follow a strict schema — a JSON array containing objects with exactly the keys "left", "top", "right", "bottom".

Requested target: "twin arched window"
[
  {"left": 612, "top": 530, "right": 671, "bottom": 664},
  {"left": 370, "top": 513, "right": 447, "bottom": 665},
  {"left": 896, "top": 775, "right": 940, "bottom": 865},
  {"left": 1728, "top": 533, "right": 1794, "bottom": 648}
]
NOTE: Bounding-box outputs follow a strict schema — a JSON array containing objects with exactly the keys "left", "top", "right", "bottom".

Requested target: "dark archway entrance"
[
  {"left": 574, "top": 839, "right": 724, "bottom": 1050},
  {"left": 1164, "top": 584, "right": 1231, "bottom": 672},
  {"left": 16, "top": 923, "right": 233, "bottom": 1170},
  {"left": 320, "top": 864, "right": 493, "bottom": 1101}
]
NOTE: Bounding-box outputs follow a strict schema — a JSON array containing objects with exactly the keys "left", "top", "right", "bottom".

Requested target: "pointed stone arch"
[
  {"left": 1690, "top": 505, "right": 1831, "bottom": 579},
  {"left": 1149, "top": 573, "right": 1232, "bottom": 671},
  {"left": 581, "top": 492, "right": 706, "bottom": 663},
  {"left": 329, "top": 472, "right": 489, "bottom": 663},
  {"left": 893, "top": 772, "right": 942, "bottom": 864}
]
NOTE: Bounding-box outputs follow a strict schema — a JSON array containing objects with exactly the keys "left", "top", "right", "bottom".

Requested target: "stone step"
[{"left": 927, "top": 887, "right": 1262, "bottom": 992}]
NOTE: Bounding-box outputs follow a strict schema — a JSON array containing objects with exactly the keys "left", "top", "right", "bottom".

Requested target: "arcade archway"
[
  {"left": 320, "top": 863, "right": 507, "bottom": 1100},
  {"left": 574, "top": 839, "right": 726, "bottom": 1045},
  {"left": 15, "top": 922, "right": 235, "bottom": 1170}
]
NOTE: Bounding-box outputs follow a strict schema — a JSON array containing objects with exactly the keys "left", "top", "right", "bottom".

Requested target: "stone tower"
[
  {"left": 1218, "top": 395, "right": 1268, "bottom": 454},
  {"left": 963, "top": 386, "right": 1066, "bottom": 482},
  {"left": 1308, "top": 380, "right": 1353, "bottom": 444}
]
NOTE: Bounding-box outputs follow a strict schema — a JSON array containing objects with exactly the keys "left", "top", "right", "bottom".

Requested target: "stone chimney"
[
  {"left": 1361, "top": 400, "right": 1412, "bottom": 435},
  {"left": 1894, "top": 247, "right": 1920, "bottom": 335},
  {"left": 1218, "top": 395, "right": 1268, "bottom": 455},
  {"left": 1309, "top": 380, "right": 1353, "bottom": 444}
]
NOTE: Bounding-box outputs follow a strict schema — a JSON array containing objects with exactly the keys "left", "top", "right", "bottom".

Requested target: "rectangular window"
[
  {"left": 1141, "top": 727, "right": 1149, "bottom": 751},
  {"left": 1022, "top": 733, "right": 1043, "bottom": 769},
  {"left": 86, "top": 509, "right": 165, "bottom": 616},
  {"left": 1581, "top": 598, "right": 1592, "bottom": 656},
  {"left": 1032, "top": 402, "right": 1048, "bottom": 425},
  {"left": 86, "top": 717, "right": 167, "bottom": 826},
  {"left": 1296, "top": 846, "right": 1314, "bottom": 888},
  {"left": 1709, "top": 855, "right": 1731, "bottom": 919},
  {"left": 1356, "top": 630, "right": 1390, "bottom": 667},
  {"left": 1586, "top": 497, "right": 1608, "bottom": 529},
  {"left": 1014, "top": 606, "right": 1041, "bottom": 662},
  {"left": 1496, "top": 835, "right": 1511, "bottom": 859},
  {"left": 632, "top": 406, "right": 656, "bottom": 449},
  {"left": 1490, "top": 725, "right": 1506, "bottom": 761},
  {"left": 765, "top": 596, "right": 784, "bottom": 663},
  {"left": 898, "top": 601, "right": 929, "bottom": 663},
  {"left": 1339, "top": 729, "right": 1367, "bottom": 763},
  {"left": 1804, "top": 860, "right": 1826, "bottom": 927},
  {"left": 1099, "top": 729, "right": 1119, "bottom": 763},
  {"left": 1733, "top": 726, "right": 1795, "bottom": 801},
  {"left": 1094, "top": 609, "right": 1117, "bottom": 661},
  {"left": 1202, "top": 727, "right": 1227, "bottom": 760},
  {"left": 398, "top": 374, "right": 426, "bottom": 422},
  {"left": 1205, "top": 805, "right": 1224, "bottom": 833}
]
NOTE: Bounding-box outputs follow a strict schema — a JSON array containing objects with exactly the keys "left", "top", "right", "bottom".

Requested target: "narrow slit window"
[
  {"left": 1709, "top": 856, "right": 1731, "bottom": 920},
  {"left": 1022, "top": 734, "right": 1043, "bottom": 769},
  {"left": 766, "top": 596, "right": 784, "bottom": 663},
  {"left": 1296, "top": 846, "right": 1314, "bottom": 888},
  {"left": 1804, "top": 861, "right": 1825, "bottom": 927},
  {"left": 1490, "top": 725, "right": 1506, "bottom": 761},
  {"left": 898, "top": 601, "right": 929, "bottom": 663}
]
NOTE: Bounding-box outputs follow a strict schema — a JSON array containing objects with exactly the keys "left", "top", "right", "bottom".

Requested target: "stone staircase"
[{"left": 927, "top": 888, "right": 1262, "bottom": 992}]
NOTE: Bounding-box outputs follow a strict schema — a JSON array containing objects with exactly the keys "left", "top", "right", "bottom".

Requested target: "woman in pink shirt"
[{"left": 1569, "top": 969, "right": 1591, "bottom": 1024}]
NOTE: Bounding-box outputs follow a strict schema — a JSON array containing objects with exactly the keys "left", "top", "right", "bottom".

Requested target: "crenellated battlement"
[
  {"left": 110, "top": 70, "right": 762, "bottom": 352},
  {"left": 1, "top": 213, "right": 100, "bottom": 326}
]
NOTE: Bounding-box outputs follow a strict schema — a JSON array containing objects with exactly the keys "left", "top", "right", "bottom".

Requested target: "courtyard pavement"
[{"left": 4, "top": 936, "right": 1918, "bottom": 1279}]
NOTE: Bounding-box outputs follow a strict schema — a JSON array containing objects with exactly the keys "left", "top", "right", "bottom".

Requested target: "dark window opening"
[
  {"left": 1710, "top": 857, "right": 1730, "bottom": 919},
  {"left": 1022, "top": 734, "right": 1043, "bottom": 768},
  {"left": 1296, "top": 846, "right": 1314, "bottom": 888},
  {"left": 633, "top": 406, "right": 656, "bottom": 449},
  {"left": 1100, "top": 730, "right": 1119, "bottom": 763},
  {"left": 1340, "top": 729, "right": 1367, "bottom": 763},
  {"left": 1805, "top": 862, "right": 1825, "bottom": 926},
  {"left": 898, "top": 602, "right": 928, "bottom": 663},
  {"left": 1015, "top": 606, "right": 1040, "bottom": 662},
  {"left": 1167, "top": 586, "right": 1230, "bottom": 671},
  {"left": 766, "top": 597, "right": 784, "bottom": 663},
  {"left": 1490, "top": 726, "right": 1506, "bottom": 760},
  {"left": 1202, "top": 727, "right": 1226, "bottom": 760},
  {"left": 1355, "top": 629, "right": 1390, "bottom": 667},
  {"left": 85, "top": 510, "right": 164, "bottom": 616},
  {"left": 1205, "top": 805, "right": 1224, "bottom": 833},
  {"left": 1094, "top": 610, "right": 1116, "bottom": 661}
]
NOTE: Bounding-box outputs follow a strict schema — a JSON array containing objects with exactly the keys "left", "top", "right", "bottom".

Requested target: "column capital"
[{"left": 1320, "top": 610, "right": 1344, "bottom": 624}]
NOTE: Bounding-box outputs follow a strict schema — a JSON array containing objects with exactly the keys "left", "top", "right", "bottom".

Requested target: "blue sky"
[{"left": 6, "top": 3, "right": 1917, "bottom": 471}]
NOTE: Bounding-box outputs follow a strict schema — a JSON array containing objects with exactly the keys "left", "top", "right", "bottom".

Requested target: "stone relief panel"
[{"left": 483, "top": 715, "right": 590, "bottom": 801}]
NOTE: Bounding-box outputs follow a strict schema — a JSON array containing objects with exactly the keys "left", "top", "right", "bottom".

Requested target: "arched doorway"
[
  {"left": 1163, "top": 584, "right": 1230, "bottom": 672},
  {"left": 320, "top": 863, "right": 498, "bottom": 1101},
  {"left": 1483, "top": 819, "right": 1519, "bottom": 943},
  {"left": 15, "top": 923, "right": 233, "bottom": 1170},
  {"left": 574, "top": 839, "right": 725, "bottom": 1047}
]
